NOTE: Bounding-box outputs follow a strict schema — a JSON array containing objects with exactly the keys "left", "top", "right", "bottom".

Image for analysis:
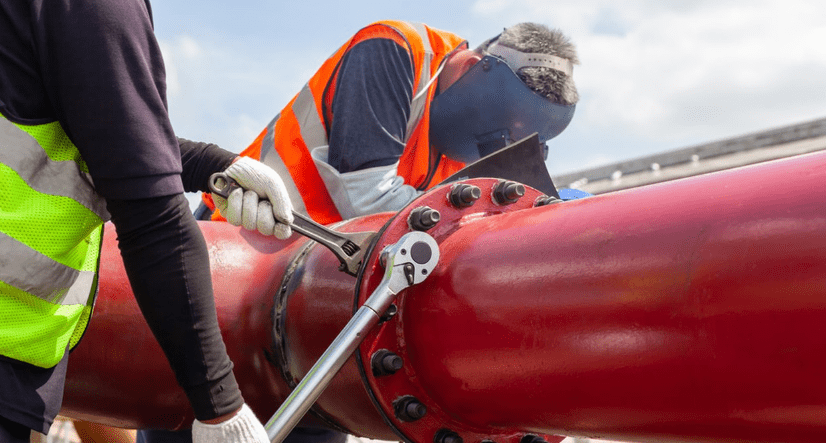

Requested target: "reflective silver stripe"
[
  {"left": 281, "top": 83, "right": 331, "bottom": 217},
  {"left": 292, "top": 84, "right": 328, "bottom": 151},
  {"left": 0, "top": 231, "right": 93, "bottom": 305},
  {"left": 410, "top": 22, "right": 434, "bottom": 55},
  {"left": 259, "top": 115, "right": 309, "bottom": 217},
  {"left": 405, "top": 23, "right": 434, "bottom": 142},
  {"left": 0, "top": 118, "right": 108, "bottom": 220}
]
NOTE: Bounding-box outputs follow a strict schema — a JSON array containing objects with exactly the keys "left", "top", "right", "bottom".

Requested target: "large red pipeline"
[{"left": 63, "top": 150, "right": 826, "bottom": 443}]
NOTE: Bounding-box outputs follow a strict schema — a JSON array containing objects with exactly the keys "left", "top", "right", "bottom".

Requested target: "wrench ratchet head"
[{"left": 379, "top": 232, "right": 440, "bottom": 292}]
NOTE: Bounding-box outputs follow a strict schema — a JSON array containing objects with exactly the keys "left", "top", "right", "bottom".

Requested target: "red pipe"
[
  {"left": 63, "top": 150, "right": 826, "bottom": 443},
  {"left": 63, "top": 222, "right": 301, "bottom": 429},
  {"left": 355, "top": 151, "right": 826, "bottom": 443}
]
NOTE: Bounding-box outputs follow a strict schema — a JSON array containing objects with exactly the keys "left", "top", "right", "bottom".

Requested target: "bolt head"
[
  {"left": 379, "top": 304, "right": 398, "bottom": 322},
  {"left": 409, "top": 206, "right": 441, "bottom": 231},
  {"left": 435, "top": 429, "right": 463, "bottom": 443},
  {"left": 382, "top": 354, "right": 403, "bottom": 372},
  {"left": 372, "top": 349, "right": 403, "bottom": 376},
  {"left": 534, "top": 195, "right": 561, "bottom": 207},
  {"left": 493, "top": 180, "right": 526, "bottom": 205},
  {"left": 406, "top": 402, "right": 426, "bottom": 419},
  {"left": 394, "top": 396, "right": 427, "bottom": 422},
  {"left": 520, "top": 435, "right": 548, "bottom": 443},
  {"left": 449, "top": 183, "right": 482, "bottom": 208}
]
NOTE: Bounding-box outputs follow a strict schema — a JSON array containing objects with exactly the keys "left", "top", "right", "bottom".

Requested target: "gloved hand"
[
  {"left": 213, "top": 157, "right": 294, "bottom": 239},
  {"left": 192, "top": 403, "right": 270, "bottom": 443}
]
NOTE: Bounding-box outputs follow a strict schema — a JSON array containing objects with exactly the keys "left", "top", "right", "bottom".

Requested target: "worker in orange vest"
[
  {"left": 199, "top": 20, "right": 579, "bottom": 226},
  {"left": 144, "top": 19, "right": 580, "bottom": 443},
  {"left": 159, "top": 20, "right": 576, "bottom": 443}
]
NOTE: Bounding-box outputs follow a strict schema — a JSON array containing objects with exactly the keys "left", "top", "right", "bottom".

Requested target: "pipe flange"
[{"left": 354, "top": 178, "right": 563, "bottom": 443}]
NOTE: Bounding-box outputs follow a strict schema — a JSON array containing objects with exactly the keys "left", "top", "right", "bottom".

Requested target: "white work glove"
[
  {"left": 192, "top": 403, "right": 270, "bottom": 443},
  {"left": 213, "top": 157, "right": 294, "bottom": 239}
]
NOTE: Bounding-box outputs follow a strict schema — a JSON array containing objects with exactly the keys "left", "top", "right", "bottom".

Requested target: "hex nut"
[
  {"left": 408, "top": 206, "right": 441, "bottom": 231},
  {"left": 371, "top": 349, "right": 403, "bottom": 377},
  {"left": 493, "top": 180, "right": 525, "bottom": 205},
  {"left": 434, "top": 429, "right": 463, "bottom": 443},
  {"left": 393, "top": 396, "right": 427, "bottom": 422},
  {"left": 534, "top": 195, "right": 561, "bottom": 207},
  {"left": 449, "top": 183, "right": 482, "bottom": 208}
]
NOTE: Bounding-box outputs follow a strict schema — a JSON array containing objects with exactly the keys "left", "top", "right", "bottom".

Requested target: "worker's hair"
[{"left": 494, "top": 23, "right": 579, "bottom": 105}]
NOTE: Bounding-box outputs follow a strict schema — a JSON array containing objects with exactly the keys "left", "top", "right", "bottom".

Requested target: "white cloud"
[
  {"left": 178, "top": 35, "right": 202, "bottom": 59},
  {"left": 472, "top": 0, "right": 826, "bottom": 160},
  {"left": 158, "top": 36, "right": 207, "bottom": 100},
  {"left": 157, "top": 40, "right": 180, "bottom": 97},
  {"left": 157, "top": 34, "right": 328, "bottom": 153}
]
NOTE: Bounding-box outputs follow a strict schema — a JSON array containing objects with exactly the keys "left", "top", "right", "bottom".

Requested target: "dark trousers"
[{"left": 0, "top": 415, "right": 31, "bottom": 443}]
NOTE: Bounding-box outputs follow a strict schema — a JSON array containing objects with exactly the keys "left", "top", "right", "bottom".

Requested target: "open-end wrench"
[{"left": 208, "top": 172, "right": 376, "bottom": 276}]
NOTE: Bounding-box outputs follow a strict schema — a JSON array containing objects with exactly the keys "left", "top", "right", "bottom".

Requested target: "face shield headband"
[{"left": 429, "top": 40, "right": 576, "bottom": 164}]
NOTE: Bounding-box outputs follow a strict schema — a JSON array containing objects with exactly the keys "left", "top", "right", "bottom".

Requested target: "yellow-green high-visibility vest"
[{"left": 0, "top": 114, "right": 109, "bottom": 368}]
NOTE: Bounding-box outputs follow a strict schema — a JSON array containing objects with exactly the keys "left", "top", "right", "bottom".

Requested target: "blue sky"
[{"left": 151, "top": 0, "right": 826, "bottom": 182}]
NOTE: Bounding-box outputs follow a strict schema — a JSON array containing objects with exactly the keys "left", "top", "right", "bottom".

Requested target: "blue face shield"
[{"left": 429, "top": 53, "right": 576, "bottom": 164}]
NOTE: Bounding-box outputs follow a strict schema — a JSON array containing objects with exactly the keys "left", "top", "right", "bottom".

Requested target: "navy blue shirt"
[{"left": 326, "top": 38, "right": 414, "bottom": 173}]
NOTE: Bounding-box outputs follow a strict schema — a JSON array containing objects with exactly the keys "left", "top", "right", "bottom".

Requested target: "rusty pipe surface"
[{"left": 64, "top": 150, "right": 826, "bottom": 443}]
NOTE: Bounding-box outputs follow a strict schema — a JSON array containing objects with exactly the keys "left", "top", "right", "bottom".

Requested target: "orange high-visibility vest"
[{"left": 207, "top": 21, "right": 466, "bottom": 224}]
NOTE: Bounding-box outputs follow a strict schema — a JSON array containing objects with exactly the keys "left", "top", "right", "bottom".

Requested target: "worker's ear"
[
  {"left": 439, "top": 50, "right": 484, "bottom": 93},
  {"left": 461, "top": 52, "right": 483, "bottom": 71},
  {"left": 452, "top": 50, "right": 483, "bottom": 77}
]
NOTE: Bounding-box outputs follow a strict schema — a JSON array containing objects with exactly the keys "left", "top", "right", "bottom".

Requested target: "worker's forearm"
[{"left": 105, "top": 193, "right": 244, "bottom": 420}]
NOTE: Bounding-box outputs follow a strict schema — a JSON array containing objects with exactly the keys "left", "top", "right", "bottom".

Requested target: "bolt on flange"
[
  {"left": 408, "top": 206, "right": 441, "bottom": 231},
  {"left": 449, "top": 183, "right": 482, "bottom": 208},
  {"left": 434, "top": 429, "right": 463, "bottom": 443},
  {"left": 520, "top": 435, "right": 549, "bottom": 443},
  {"left": 371, "top": 349, "right": 403, "bottom": 377},
  {"left": 492, "top": 180, "right": 525, "bottom": 205},
  {"left": 379, "top": 304, "right": 398, "bottom": 323},
  {"left": 393, "top": 395, "right": 427, "bottom": 422},
  {"left": 534, "top": 194, "right": 561, "bottom": 207}
]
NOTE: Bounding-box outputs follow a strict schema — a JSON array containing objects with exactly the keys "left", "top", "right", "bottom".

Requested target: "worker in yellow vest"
[
  {"left": 201, "top": 20, "right": 579, "bottom": 225},
  {"left": 0, "top": 1, "right": 294, "bottom": 442}
]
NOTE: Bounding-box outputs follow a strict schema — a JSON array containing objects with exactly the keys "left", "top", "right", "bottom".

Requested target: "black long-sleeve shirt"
[{"left": 1, "top": 0, "right": 240, "bottom": 432}]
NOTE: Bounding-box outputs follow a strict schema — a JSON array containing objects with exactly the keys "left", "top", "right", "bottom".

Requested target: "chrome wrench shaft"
[{"left": 264, "top": 231, "right": 440, "bottom": 442}]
